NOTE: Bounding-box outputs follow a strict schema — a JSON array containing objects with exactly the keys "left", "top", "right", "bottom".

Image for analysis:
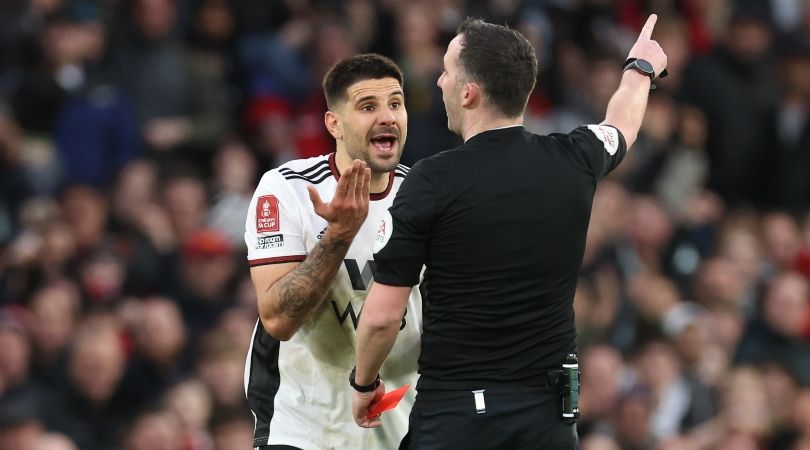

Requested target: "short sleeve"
[
  {"left": 551, "top": 124, "right": 627, "bottom": 180},
  {"left": 372, "top": 161, "right": 435, "bottom": 286},
  {"left": 245, "top": 171, "right": 308, "bottom": 266}
]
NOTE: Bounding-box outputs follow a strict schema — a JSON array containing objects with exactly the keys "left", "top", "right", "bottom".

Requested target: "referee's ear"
[
  {"left": 325, "top": 110, "right": 343, "bottom": 140},
  {"left": 462, "top": 81, "right": 481, "bottom": 108}
]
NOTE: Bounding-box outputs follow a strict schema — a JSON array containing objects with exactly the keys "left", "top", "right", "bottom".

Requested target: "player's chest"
[{"left": 301, "top": 198, "right": 393, "bottom": 259}]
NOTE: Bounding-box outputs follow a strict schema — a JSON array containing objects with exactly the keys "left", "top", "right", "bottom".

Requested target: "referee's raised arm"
[{"left": 602, "top": 14, "right": 669, "bottom": 149}]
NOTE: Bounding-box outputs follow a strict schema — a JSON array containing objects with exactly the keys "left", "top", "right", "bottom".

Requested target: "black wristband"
[{"left": 349, "top": 366, "right": 381, "bottom": 392}]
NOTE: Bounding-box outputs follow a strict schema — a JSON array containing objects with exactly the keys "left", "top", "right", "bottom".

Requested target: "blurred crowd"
[{"left": 0, "top": 0, "right": 809, "bottom": 449}]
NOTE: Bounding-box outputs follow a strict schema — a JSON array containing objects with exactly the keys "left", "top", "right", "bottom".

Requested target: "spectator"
[
  {"left": 759, "top": 360, "right": 801, "bottom": 436},
  {"left": 205, "top": 139, "right": 256, "bottom": 245},
  {"left": 578, "top": 345, "right": 625, "bottom": 438},
  {"left": 208, "top": 409, "right": 254, "bottom": 450},
  {"left": 51, "top": 3, "right": 141, "bottom": 190},
  {"left": 680, "top": 3, "right": 777, "bottom": 206},
  {"left": 37, "top": 433, "right": 78, "bottom": 450},
  {"left": 613, "top": 387, "right": 656, "bottom": 450},
  {"left": 632, "top": 340, "right": 713, "bottom": 438},
  {"left": 122, "top": 406, "right": 184, "bottom": 450},
  {"left": 393, "top": 1, "right": 460, "bottom": 165},
  {"left": 60, "top": 184, "right": 109, "bottom": 253},
  {"left": 0, "top": 408, "right": 41, "bottom": 450},
  {"left": 122, "top": 296, "right": 190, "bottom": 403},
  {"left": 26, "top": 282, "right": 80, "bottom": 388},
  {"left": 0, "top": 308, "right": 33, "bottom": 396},
  {"left": 735, "top": 271, "right": 810, "bottom": 384},
  {"left": 194, "top": 327, "right": 247, "bottom": 415},
  {"left": 115, "top": 0, "right": 229, "bottom": 157},
  {"left": 163, "top": 378, "right": 213, "bottom": 450},
  {"left": 767, "top": 37, "right": 810, "bottom": 211},
  {"left": 49, "top": 313, "right": 131, "bottom": 450},
  {"left": 688, "top": 367, "right": 770, "bottom": 449},
  {"left": 161, "top": 171, "right": 208, "bottom": 246},
  {"left": 175, "top": 229, "right": 237, "bottom": 334},
  {"left": 761, "top": 211, "right": 803, "bottom": 274},
  {"left": 580, "top": 433, "right": 621, "bottom": 450}
]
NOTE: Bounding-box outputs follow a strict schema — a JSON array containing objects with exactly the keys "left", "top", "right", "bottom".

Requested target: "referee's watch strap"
[
  {"left": 622, "top": 57, "right": 668, "bottom": 90},
  {"left": 349, "top": 366, "right": 381, "bottom": 392}
]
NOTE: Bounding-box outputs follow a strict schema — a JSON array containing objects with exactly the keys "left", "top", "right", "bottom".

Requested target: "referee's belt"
[{"left": 544, "top": 369, "right": 565, "bottom": 393}]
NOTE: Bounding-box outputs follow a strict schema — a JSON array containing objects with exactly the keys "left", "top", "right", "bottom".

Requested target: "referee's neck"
[{"left": 462, "top": 115, "right": 524, "bottom": 142}]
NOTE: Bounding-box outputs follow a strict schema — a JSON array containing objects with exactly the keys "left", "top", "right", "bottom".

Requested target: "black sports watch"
[
  {"left": 622, "top": 58, "right": 656, "bottom": 81},
  {"left": 349, "top": 366, "right": 381, "bottom": 392},
  {"left": 622, "top": 58, "right": 668, "bottom": 90}
]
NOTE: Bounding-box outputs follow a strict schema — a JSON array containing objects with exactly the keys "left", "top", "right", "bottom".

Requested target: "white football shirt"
[{"left": 244, "top": 153, "right": 421, "bottom": 450}]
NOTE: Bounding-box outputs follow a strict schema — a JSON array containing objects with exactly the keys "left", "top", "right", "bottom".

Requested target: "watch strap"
[
  {"left": 621, "top": 58, "right": 668, "bottom": 90},
  {"left": 622, "top": 58, "right": 654, "bottom": 80},
  {"left": 350, "top": 366, "right": 381, "bottom": 392}
]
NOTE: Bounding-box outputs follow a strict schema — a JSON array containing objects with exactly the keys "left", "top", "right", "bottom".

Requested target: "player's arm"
[
  {"left": 352, "top": 282, "right": 412, "bottom": 427},
  {"left": 602, "top": 14, "right": 668, "bottom": 149},
  {"left": 250, "top": 234, "right": 350, "bottom": 341},
  {"left": 251, "top": 161, "right": 371, "bottom": 341}
]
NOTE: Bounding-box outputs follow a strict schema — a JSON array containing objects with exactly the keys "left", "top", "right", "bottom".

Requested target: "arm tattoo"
[{"left": 274, "top": 234, "right": 351, "bottom": 319}]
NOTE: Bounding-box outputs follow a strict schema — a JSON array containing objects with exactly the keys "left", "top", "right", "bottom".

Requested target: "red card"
[{"left": 366, "top": 384, "right": 410, "bottom": 418}]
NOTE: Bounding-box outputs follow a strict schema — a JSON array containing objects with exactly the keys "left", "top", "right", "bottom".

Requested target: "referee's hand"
[
  {"left": 627, "top": 14, "right": 668, "bottom": 78},
  {"left": 353, "top": 383, "right": 385, "bottom": 428},
  {"left": 308, "top": 159, "right": 371, "bottom": 241}
]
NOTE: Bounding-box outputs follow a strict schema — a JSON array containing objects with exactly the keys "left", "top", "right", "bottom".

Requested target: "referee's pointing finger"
[{"left": 640, "top": 14, "right": 657, "bottom": 40}]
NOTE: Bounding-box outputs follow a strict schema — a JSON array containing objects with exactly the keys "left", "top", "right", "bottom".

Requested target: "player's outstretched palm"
[
  {"left": 627, "top": 14, "right": 668, "bottom": 78},
  {"left": 308, "top": 159, "right": 371, "bottom": 241}
]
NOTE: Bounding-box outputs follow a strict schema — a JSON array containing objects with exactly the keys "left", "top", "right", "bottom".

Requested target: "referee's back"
[{"left": 374, "top": 124, "right": 626, "bottom": 390}]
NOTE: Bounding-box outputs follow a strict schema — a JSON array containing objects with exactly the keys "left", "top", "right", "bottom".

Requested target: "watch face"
[{"left": 636, "top": 59, "right": 654, "bottom": 74}]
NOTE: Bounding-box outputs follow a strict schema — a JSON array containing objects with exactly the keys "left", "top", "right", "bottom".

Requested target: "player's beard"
[{"left": 345, "top": 127, "right": 403, "bottom": 174}]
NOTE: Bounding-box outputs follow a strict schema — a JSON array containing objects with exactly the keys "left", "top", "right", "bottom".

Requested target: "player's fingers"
[
  {"left": 639, "top": 14, "right": 657, "bottom": 40},
  {"left": 347, "top": 160, "right": 361, "bottom": 203},
  {"left": 361, "top": 167, "right": 371, "bottom": 202},
  {"left": 360, "top": 415, "right": 381, "bottom": 428},
  {"left": 337, "top": 165, "right": 354, "bottom": 198},
  {"left": 367, "top": 416, "right": 381, "bottom": 427},
  {"left": 307, "top": 185, "right": 323, "bottom": 211},
  {"left": 355, "top": 164, "right": 369, "bottom": 202}
]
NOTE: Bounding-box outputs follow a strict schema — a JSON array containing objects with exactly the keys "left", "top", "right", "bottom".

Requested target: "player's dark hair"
[
  {"left": 456, "top": 18, "right": 538, "bottom": 117},
  {"left": 322, "top": 54, "right": 404, "bottom": 110}
]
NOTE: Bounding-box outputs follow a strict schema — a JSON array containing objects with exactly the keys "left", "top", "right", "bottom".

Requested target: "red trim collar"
[{"left": 328, "top": 153, "right": 395, "bottom": 201}]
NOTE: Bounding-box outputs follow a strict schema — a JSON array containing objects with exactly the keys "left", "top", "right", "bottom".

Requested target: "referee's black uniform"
[{"left": 373, "top": 124, "right": 626, "bottom": 449}]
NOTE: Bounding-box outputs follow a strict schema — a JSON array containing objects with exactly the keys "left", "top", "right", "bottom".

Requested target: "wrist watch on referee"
[
  {"left": 622, "top": 58, "right": 668, "bottom": 88},
  {"left": 349, "top": 366, "right": 381, "bottom": 392}
]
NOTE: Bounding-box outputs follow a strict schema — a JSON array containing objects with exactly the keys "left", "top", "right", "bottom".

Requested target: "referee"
[{"left": 350, "top": 16, "right": 667, "bottom": 450}]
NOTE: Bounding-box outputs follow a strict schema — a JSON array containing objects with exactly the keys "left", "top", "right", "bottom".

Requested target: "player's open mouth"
[{"left": 370, "top": 134, "right": 397, "bottom": 152}]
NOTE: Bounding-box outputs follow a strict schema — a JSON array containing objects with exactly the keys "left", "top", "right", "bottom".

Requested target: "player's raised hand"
[
  {"left": 308, "top": 159, "right": 371, "bottom": 240},
  {"left": 627, "top": 14, "right": 668, "bottom": 78}
]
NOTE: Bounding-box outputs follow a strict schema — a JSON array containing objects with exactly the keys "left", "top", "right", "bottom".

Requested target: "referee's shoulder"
[{"left": 414, "top": 144, "right": 467, "bottom": 169}]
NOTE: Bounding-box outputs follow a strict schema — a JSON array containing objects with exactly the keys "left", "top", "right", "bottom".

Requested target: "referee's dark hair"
[
  {"left": 322, "top": 53, "right": 404, "bottom": 110},
  {"left": 456, "top": 18, "right": 538, "bottom": 118}
]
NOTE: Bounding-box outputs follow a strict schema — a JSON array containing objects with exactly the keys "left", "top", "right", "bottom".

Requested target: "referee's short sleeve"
[
  {"left": 372, "top": 161, "right": 434, "bottom": 287},
  {"left": 552, "top": 124, "right": 627, "bottom": 180}
]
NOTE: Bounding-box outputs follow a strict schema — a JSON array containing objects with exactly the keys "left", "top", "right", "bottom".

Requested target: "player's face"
[
  {"left": 335, "top": 77, "right": 407, "bottom": 173},
  {"left": 438, "top": 35, "right": 464, "bottom": 135}
]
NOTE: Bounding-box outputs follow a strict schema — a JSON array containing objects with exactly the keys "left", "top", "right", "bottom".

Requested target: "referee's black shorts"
[{"left": 399, "top": 385, "right": 579, "bottom": 450}]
